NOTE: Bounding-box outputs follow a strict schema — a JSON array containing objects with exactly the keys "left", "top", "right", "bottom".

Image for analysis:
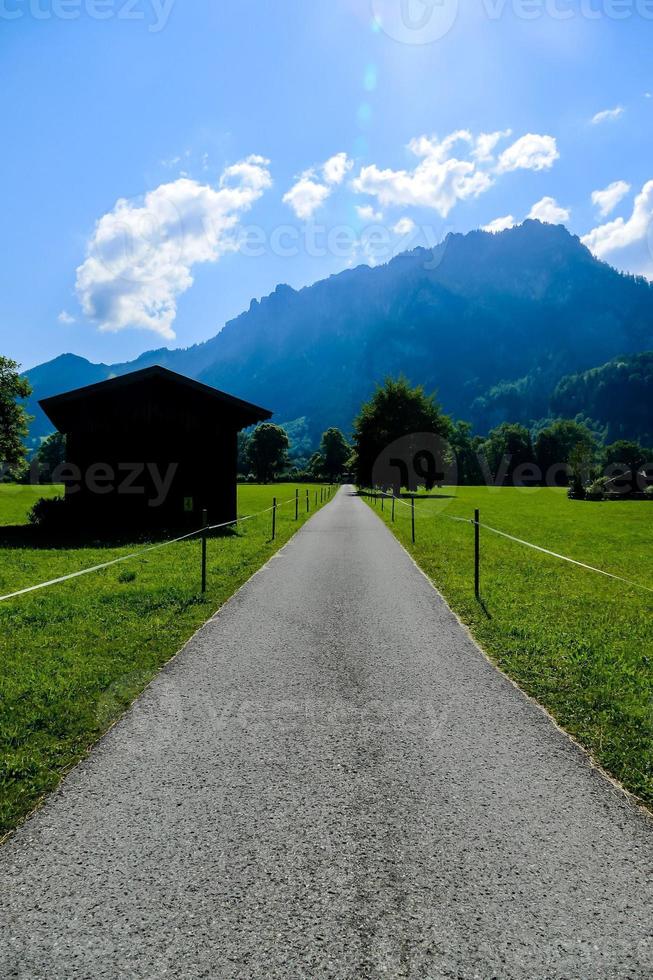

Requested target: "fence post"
[
  {"left": 392, "top": 494, "right": 395, "bottom": 523},
  {"left": 306, "top": 489, "right": 310, "bottom": 513},
  {"left": 315, "top": 490, "right": 318, "bottom": 508},
  {"left": 201, "top": 508, "right": 208, "bottom": 594},
  {"left": 295, "top": 488, "right": 299, "bottom": 521},
  {"left": 381, "top": 494, "right": 384, "bottom": 513},
  {"left": 272, "top": 497, "right": 277, "bottom": 540},
  {"left": 411, "top": 497, "right": 415, "bottom": 544},
  {"left": 474, "top": 508, "right": 480, "bottom": 599}
]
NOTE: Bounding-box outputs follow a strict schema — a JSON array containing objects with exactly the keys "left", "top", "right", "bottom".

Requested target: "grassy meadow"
[
  {"left": 0, "top": 483, "right": 63, "bottom": 525},
  {"left": 0, "top": 483, "right": 332, "bottom": 837},
  {"left": 365, "top": 487, "right": 653, "bottom": 808}
]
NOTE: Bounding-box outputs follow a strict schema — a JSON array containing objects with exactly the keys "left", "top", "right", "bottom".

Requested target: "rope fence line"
[
  {"left": 475, "top": 521, "right": 653, "bottom": 596},
  {"left": 364, "top": 489, "right": 653, "bottom": 598},
  {"left": 0, "top": 526, "right": 203, "bottom": 604},
  {"left": 0, "top": 486, "right": 335, "bottom": 606}
]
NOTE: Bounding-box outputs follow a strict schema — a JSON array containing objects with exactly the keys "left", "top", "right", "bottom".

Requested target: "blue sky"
[{"left": 1, "top": 0, "right": 652, "bottom": 369}]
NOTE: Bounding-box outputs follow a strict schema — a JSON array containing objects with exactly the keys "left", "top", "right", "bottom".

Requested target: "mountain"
[
  {"left": 23, "top": 221, "right": 653, "bottom": 448},
  {"left": 551, "top": 352, "right": 653, "bottom": 447}
]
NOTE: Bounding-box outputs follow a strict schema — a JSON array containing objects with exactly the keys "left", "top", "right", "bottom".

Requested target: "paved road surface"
[{"left": 1, "top": 488, "right": 651, "bottom": 979}]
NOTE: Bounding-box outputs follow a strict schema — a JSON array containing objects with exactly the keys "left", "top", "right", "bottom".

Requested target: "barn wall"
[
  {"left": 46, "top": 373, "right": 267, "bottom": 532},
  {"left": 62, "top": 409, "right": 241, "bottom": 529}
]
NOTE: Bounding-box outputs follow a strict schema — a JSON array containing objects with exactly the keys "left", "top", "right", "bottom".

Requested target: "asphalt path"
[{"left": 0, "top": 487, "right": 651, "bottom": 978}]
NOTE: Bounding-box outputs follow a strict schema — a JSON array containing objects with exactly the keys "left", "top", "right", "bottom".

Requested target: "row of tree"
[
  {"left": 349, "top": 377, "right": 652, "bottom": 491},
  {"left": 0, "top": 357, "right": 355, "bottom": 486},
  {"left": 2, "top": 356, "right": 650, "bottom": 492},
  {"left": 237, "top": 425, "right": 351, "bottom": 483}
]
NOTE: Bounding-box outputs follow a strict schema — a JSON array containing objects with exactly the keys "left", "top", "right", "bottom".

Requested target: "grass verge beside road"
[
  {"left": 364, "top": 487, "right": 653, "bottom": 808},
  {"left": 0, "top": 484, "right": 332, "bottom": 837},
  {"left": 0, "top": 484, "right": 63, "bottom": 525}
]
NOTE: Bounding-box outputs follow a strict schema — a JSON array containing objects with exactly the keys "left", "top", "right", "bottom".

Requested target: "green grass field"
[
  {"left": 365, "top": 487, "right": 653, "bottom": 808},
  {"left": 0, "top": 483, "right": 332, "bottom": 837},
  {"left": 0, "top": 483, "right": 63, "bottom": 525}
]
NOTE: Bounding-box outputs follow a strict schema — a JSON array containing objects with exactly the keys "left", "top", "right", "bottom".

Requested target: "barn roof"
[{"left": 39, "top": 365, "right": 272, "bottom": 432}]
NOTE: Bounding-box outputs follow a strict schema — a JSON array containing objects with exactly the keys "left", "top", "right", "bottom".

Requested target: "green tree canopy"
[
  {"left": 35, "top": 431, "right": 66, "bottom": 483},
  {"left": 552, "top": 352, "right": 653, "bottom": 447},
  {"left": 0, "top": 357, "right": 32, "bottom": 478},
  {"left": 352, "top": 377, "right": 451, "bottom": 487},
  {"left": 318, "top": 428, "right": 350, "bottom": 481},
  {"left": 237, "top": 431, "right": 251, "bottom": 474},
  {"left": 448, "top": 420, "right": 485, "bottom": 486},
  {"left": 307, "top": 452, "right": 325, "bottom": 479},
  {"left": 247, "top": 423, "right": 290, "bottom": 483},
  {"left": 478, "top": 422, "right": 535, "bottom": 485},
  {"left": 534, "top": 419, "right": 596, "bottom": 484},
  {"left": 603, "top": 440, "right": 649, "bottom": 492}
]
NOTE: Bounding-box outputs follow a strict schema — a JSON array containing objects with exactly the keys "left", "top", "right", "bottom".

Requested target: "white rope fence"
[
  {"left": 0, "top": 492, "right": 314, "bottom": 605},
  {"left": 475, "top": 520, "right": 653, "bottom": 595},
  {"left": 366, "top": 489, "right": 653, "bottom": 596}
]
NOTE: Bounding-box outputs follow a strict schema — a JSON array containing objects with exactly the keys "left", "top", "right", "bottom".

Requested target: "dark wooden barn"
[{"left": 39, "top": 366, "right": 272, "bottom": 529}]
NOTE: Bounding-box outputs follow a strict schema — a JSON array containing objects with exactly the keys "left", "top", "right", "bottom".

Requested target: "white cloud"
[
  {"left": 581, "top": 180, "right": 653, "bottom": 275},
  {"left": 351, "top": 130, "right": 559, "bottom": 219},
  {"left": 392, "top": 217, "right": 416, "bottom": 235},
  {"left": 356, "top": 204, "right": 384, "bottom": 223},
  {"left": 482, "top": 215, "right": 516, "bottom": 233},
  {"left": 76, "top": 155, "right": 272, "bottom": 338},
  {"left": 591, "top": 180, "right": 631, "bottom": 217},
  {"left": 496, "top": 134, "right": 559, "bottom": 173},
  {"left": 527, "top": 196, "right": 570, "bottom": 224},
  {"left": 322, "top": 152, "right": 353, "bottom": 186},
  {"left": 282, "top": 175, "right": 331, "bottom": 220},
  {"left": 472, "top": 129, "right": 512, "bottom": 163},
  {"left": 283, "top": 152, "right": 353, "bottom": 219},
  {"left": 352, "top": 130, "right": 494, "bottom": 218},
  {"left": 57, "top": 310, "right": 76, "bottom": 325},
  {"left": 591, "top": 106, "right": 624, "bottom": 125}
]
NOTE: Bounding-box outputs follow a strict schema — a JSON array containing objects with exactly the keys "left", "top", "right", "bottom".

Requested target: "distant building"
[{"left": 39, "top": 366, "right": 271, "bottom": 528}]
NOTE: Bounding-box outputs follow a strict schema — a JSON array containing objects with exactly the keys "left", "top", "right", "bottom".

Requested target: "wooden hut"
[{"left": 39, "top": 366, "right": 271, "bottom": 528}]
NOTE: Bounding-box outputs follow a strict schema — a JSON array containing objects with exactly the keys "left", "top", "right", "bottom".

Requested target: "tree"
[
  {"left": 478, "top": 422, "right": 536, "bottom": 485},
  {"left": 0, "top": 357, "right": 32, "bottom": 478},
  {"left": 352, "top": 377, "right": 451, "bottom": 488},
  {"left": 280, "top": 417, "right": 313, "bottom": 467},
  {"left": 552, "top": 352, "right": 653, "bottom": 447},
  {"left": 319, "top": 428, "right": 350, "bottom": 481},
  {"left": 449, "top": 420, "right": 484, "bottom": 486},
  {"left": 34, "top": 431, "right": 66, "bottom": 483},
  {"left": 534, "top": 419, "right": 596, "bottom": 486},
  {"left": 307, "top": 452, "right": 325, "bottom": 479},
  {"left": 568, "top": 441, "right": 594, "bottom": 497},
  {"left": 237, "top": 431, "right": 251, "bottom": 474},
  {"left": 247, "top": 423, "right": 290, "bottom": 483},
  {"left": 603, "top": 440, "right": 648, "bottom": 493}
]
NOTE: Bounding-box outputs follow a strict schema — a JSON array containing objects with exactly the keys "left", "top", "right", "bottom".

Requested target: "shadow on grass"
[
  {"left": 476, "top": 596, "right": 493, "bottom": 620},
  {"left": 0, "top": 523, "right": 239, "bottom": 552},
  {"left": 354, "top": 490, "right": 456, "bottom": 501}
]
